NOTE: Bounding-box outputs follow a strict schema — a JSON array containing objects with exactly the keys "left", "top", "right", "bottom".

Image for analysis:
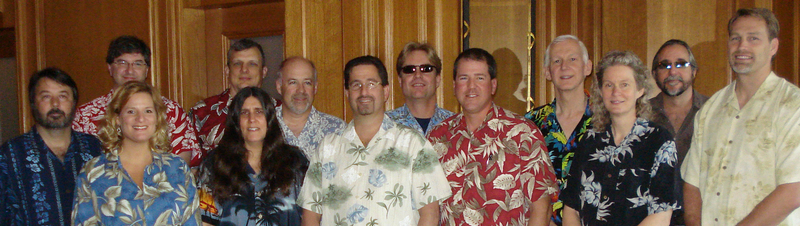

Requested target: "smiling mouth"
[
  {"left": 247, "top": 127, "right": 259, "bottom": 131},
  {"left": 133, "top": 126, "right": 148, "bottom": 130}
]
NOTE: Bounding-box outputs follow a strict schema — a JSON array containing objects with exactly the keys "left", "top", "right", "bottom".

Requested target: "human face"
[
  {"left": 239, "top": 97, "right": 267, "bottom": 149},
  {"left": 119, "top": 92, "right": 157, "bottom": 146},
  {"left": 399, "top": 50, "right": 440, "bottom": 101},
  {"left": 454, "top": 59, "right": 497, "bottom": 115},
  {"left": 32, "top": 78, "right": 75, "bottom": 129},
  {"left": 728, "top": 16, "right": 778, "bottom": 76},
  {"left": 108, "top": 53, "right": 148, "bottom": 88},
  {"left": 600, "top": 65, "right": 644, "bottom": 119},
  {"left": 226, "top": 47, "right": 267, "bottom": 94},
  {"left": 277, "top": 59, "right": 316, "bottom": 115},
  {"left": 654, "top": 45, "right": 695, "bottom": 96},
  {"left": 546, "top": 39, "right": 592, "bottom": 92},
  {"left": 346, "top": 65, "right": 389, "bottom": 117}
]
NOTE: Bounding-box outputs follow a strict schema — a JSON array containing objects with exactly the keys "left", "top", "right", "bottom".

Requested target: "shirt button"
[
  {"left": 603, "top": 195, "right": 608, "bottom": 199},
  {"left": 716, "top": 192, "right": 720, "bottom": 196},
  {"left": 728, "top": 140, "right": 733, "bottom": 144},
  {"left": 258, "top": 213, "right": 263, "bottom": 219},
  {"left": 715, "top": 218, "right": 718, "bottom": 222},
  {"left": 735, "top": 115, "right": 740, "bottom": 119},
  {"left": 607, "top": 173, "right": 612, "bottom": 178},
  {"left": 66, "top": 189, "right": 72, "bottom": 194},
  {"left": 722, "top": 166, "right": 727, "bottom": 170}
]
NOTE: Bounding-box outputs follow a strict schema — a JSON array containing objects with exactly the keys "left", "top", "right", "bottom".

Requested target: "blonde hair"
[
  {"left": 589, "top": 50, "right": 653, "bottom": 132},
  {"left": 98, "top": 81, "right": 170, "bottom": 153}
]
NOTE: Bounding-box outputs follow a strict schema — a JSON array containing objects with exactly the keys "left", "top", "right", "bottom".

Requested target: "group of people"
[{"left": 0, "top": 7, "right": 797, "bottom": 226}]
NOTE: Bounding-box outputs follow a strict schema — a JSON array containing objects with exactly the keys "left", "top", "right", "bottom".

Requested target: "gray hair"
[
  {"left": 543, "top": 35, "right": 590, "bottom": 69},
  {"left": 277, "top": 56, "right": 318, "bottom": 82}
]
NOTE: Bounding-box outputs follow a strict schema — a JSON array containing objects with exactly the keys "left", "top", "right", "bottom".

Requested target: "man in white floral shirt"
[{"left": 298, "top": 55, "right": 451, "bottom": 226}]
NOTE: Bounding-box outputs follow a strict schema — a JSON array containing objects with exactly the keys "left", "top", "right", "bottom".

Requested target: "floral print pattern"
[
  {"left": 71, "top": 150, "right": 200, "bottom": 225},
  {"left": 189, "top": 89, "right": 232, "bottom": 166},
  {"left": 276, "top": 105, "right": 346, "bottom": 159},
  {"left": 562, "top": 118, "right": 679, "bottom": 225},
  {"left": 297, "top": 116, "right": 451, "bottom": 225},
  {"left": 386, "top": 104, "right": 454, "bottom": 135},
  {"left": 428, "top": 104, "right": 558, "bottom": 226}
]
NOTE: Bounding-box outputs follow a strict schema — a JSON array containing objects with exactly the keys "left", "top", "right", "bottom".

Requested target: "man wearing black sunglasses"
[
  {"left": 387, "top": 42, "right": 454, "bottom": 135},
  {"left": 648, "top": 39, "right": 708, "bottom": 226}
]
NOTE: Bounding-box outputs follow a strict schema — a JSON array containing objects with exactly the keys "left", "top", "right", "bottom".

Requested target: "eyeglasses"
[
  {"left": 656, "top": 60, "right": 692, "bottom": 70},
  {"left": 349, "top": 80, "right": 380, "bottom": 91},
  {"left": 113, "top": 60, "right": 148, "bottom": 70},
  {"left": 401, "top": 64, "right": 436, "bottom": 74}
]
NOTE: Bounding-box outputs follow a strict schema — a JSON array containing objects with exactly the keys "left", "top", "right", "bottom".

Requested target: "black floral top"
[{"left": 562, "top": 118, "right": 680, "bottom": 226}]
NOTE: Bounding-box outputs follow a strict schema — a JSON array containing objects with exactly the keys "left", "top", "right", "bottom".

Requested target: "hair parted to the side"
[
  {"left": 395, "top": 42, "right": 443, "bottom": 76},
  {"left": 728, "top": 8, "right": 780, "bottom": 40},
  {"left": 343, "top": 55, "right": 389, "bottom": 89},
  {"left": 28, "top": 67, "right": 79, "bottom": 109},
  {"left": 589, "top": 50, "right": 653, "bottom": 132},
  {"left": 204, "top": 87, "right": 308, "bottom": 201},
  {"left": 227, "top": 38, "right": 266, "bottom": 67},
  {"left": 453, "top": 48, "right": 497, "bottom": 80},
  {"left": 97, "top": 81, "right": 170, "bottom": 153},
  {"left": 651, "top": 39, "right": 698, "bottom": 73},
  {"left": 106, "top": 35, "right": 151, "bottom": 66}
]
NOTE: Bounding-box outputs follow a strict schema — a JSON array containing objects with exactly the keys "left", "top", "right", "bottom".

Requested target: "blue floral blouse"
[
  {"left": 562, "top": 118, "right": 680, "bottom": 225},
  {"left": 71, "top": 149, "right": 200, "bottom": 225}
]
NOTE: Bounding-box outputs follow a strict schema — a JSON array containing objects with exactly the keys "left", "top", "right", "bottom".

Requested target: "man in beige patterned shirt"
[{"left": 682, "top": 8, "right": 800, "bottom": 226}]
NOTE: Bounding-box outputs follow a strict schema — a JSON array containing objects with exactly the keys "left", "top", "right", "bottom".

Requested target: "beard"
[
  {"left": 33, "top": 107, "right": 75, "bottom": 129},
  {"left": 657, "top": 75, "right": 692, "bottom": 97},
  {"left": 285, "top": 93, "right": 311, "bottom": 115},
  {"left": 355, "top": 96, "right": 376, "bottom": 115}
]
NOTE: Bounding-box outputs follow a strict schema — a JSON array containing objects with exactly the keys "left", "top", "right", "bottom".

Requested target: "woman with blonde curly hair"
[
  {"left": 562, "top": 51, "right": 679, "bottom": 226},
  {"left": 72, "top": 81, "right": 199, "bottom": 225}
]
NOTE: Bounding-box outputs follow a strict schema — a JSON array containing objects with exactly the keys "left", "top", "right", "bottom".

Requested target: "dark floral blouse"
[{"left": 562, "top": 118, "right": 680, "bottom": 226}]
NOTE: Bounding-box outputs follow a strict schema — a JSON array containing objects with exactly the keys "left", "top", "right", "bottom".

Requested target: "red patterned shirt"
[
  {"left": 72, "top": 90, "right": 199, "bottom": 161},
  {"left": 188, "top": 89, "right": 231, "bottom": 166},
  {"left": 427, "top": 104, "right": 558, "bottom": 226}
]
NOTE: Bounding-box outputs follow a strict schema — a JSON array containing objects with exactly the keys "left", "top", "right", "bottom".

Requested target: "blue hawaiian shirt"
[
  {"left": 276, "top": 106, "right": 346, "bottom": 159},
  {"left": 71, "top": 150, "right": 200, "bottom": 225},
  {"left": 386, "top": 104, "right": 454, "bottom": 135},
  {"left": 0, "top": 128, "right": 102, "bottom": 226}
]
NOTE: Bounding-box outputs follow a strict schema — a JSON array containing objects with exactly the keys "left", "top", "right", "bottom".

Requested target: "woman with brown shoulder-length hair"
[
  {"left": 197, "top": 87, "right": 308, "bottom": 226},
  {"left": 72, "top": 81, "right": 200, "bottom": 225}
]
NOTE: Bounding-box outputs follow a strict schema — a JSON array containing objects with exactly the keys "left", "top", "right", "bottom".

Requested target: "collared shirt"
[
  {"left": 197, "top": 147, "right": 308, "bottom": 226},
  {"left": 0, "top": 128, "right": 102, "bottom": 226},
  {"left": 524, "top": 98, "right": 593, "bottom": 225},
  {"left": 682, "top": 72, "right": 800, "bottom": 225},
  {"left": 72, "top": 90, "right": 200, "bottom": 161},
  {"left": 297, "top": 115, "right": 451, "bottom": 226},
  {"left": 71, "top": 149, "right": 200, "bottom": 225},
  {"left": 386, "top": 104, "right": 454, "bottom": 135},
  {"left": 428, "top": 104, "right": 558, "bottom": 226},
  {"left": 189, "top": 89, "right": 232, "bottom": 166},
  {"left": 649, "top": 89, "right": 709, "bottom": 168},
  {"left": 562, "top": 118, "right": 679, "bottom": 226},
  {"left": 276, "top": 105, "right": 346, "bottom": 159}
]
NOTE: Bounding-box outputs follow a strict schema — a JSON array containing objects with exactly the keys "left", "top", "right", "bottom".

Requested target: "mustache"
[
  {"left": 291, "top": 93, "right": 309, "bottom": 100},
  {"left": 47, "top": 108, "right": 66, "bottom": 117},
  {"left": 663, "top": 75, "right": 684, "bottom": 83},
  {"left": 357, "top": 96, "right": 375, "bottom": 102}
]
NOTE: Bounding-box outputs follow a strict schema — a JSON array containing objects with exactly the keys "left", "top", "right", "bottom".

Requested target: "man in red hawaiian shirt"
[
  {"left": 189, "top": 39, "right": 268, "bottom": 166},
  {"left": 72, "top": 35, "right": 198, "bottom": 164},
  {"left": 427, "top": 48, "right": 558, "bottom": 226}
]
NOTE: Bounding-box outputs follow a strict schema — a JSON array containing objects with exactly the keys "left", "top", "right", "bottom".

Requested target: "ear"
[
  {"left": 107, "top": 64, "right": 113, "bottom": 76},
  {"left": 636, "top": 87, "right": 645, "bottom": 99},
  {"left": 261, "top": 66, "right": 269, "bottom": 79},
  {"left": 769, "top": 38, "right": 779, "bottom": 58},
  {"left": 544, "top": 69, "right": 552, "bottom": 81},
  {"left": 275, "top": 77, "right": 283, "bottom": 95},
  {"left": 491, "top": 78, "right": 498, "bottom": 95},
  {"left": 584, "top": 59, "right": 593, "bottom": 76},
  {"left": 383, "top": 85, "right": 391, "bottom": 101},
  {"left": 435, "top": 74, "right": 442, "bottom": 88}
]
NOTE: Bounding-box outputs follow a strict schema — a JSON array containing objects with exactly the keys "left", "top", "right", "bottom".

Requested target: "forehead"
[
  {"left": 550, "top": 39, "right": 582, "bottom": 56},
  {"left": 230, "top": 47, "right": 263, "bottom": 61},
  {"left": 730, "top": 16, "right": 769, "bottom": 36},
  {"left": 404, "top": 50, "right": 432, "bottom": 65},
  {"left": 456, "top": 59, "right": 489, "bottom": 74},
  {"left": 281, "top": 60, "right": 314, "bottom": 79},
  {"left": 241, "top": 96, "right": 263, "bottom": 108},
  {"left": 349, "top": 64, "right": 380, "bottom": 82},
  {"left": 124, "top": 92, "right": 155, "bottom": 107},
  {"left": 36, "top": 78, "right": 72, "bottom": 94},
  {"left": 114, "top": 53, "right": 145, "bottom": 61},
  {"left": 602, "top": 65, "right": 636, "bottom": 82},
  {"left": 657, "top": 44, "right": 690, "bottom": 60}
]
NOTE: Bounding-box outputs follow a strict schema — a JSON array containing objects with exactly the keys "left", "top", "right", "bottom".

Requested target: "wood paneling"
[{"left": 773, "top": 0, "right": 799, "bottom": 84}]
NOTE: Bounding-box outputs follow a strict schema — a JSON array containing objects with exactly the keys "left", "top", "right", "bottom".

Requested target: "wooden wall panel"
[
  {"left": 285, "top": 0, "right": 345, "bottom": 119},
  {"left": 773, "top": 0, "right": 799, "bottom": 84}
]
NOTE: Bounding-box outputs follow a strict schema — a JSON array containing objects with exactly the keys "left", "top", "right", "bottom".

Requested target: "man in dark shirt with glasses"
[{"left": 648, "top": 39, "right": 709, "bottom": 226}]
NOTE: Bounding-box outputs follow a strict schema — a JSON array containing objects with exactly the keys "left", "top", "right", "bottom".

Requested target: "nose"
[
  {"left": 611, "top": 85, "right": 621, "bottom": 96},
  {"left": 135, "top": 112, "right": 146, "bottom": 122},
  {"left": 240, "top": 64, "right": 250, "bottom": 73},
  {"left": 50, "top": 97, "right": 60, "bottom": 107}
]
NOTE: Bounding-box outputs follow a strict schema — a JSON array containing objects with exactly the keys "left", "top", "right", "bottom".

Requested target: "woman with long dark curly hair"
[{"left": 197, "top": 87, "right": 308, "bottom": 226}]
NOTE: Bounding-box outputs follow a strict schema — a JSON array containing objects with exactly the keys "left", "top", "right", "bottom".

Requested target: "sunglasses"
[
  {"left": 656, "top": 60, "right": 692, "bottom": 70},
  {"left": 401, "top": 64, "right": 436, "bottom": 74}
]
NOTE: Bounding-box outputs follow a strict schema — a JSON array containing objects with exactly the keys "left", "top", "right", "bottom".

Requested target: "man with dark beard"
[
  {"left": 274, "top": 57, "right": 344, "bottom": 158},
  {"left": 0, "top": 68, "right": 102, "bottom": 226},
  {"left": 648, "top": 39, "right": 708, "bottom": 225}
]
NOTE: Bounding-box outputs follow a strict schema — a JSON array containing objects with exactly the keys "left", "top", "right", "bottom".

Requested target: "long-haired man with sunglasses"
[
  {"left": 648, "top": 39, "right": 708, "bottom": 226},
  {"left": 387, "top": 42, "right": 454, "bottom": 135}
]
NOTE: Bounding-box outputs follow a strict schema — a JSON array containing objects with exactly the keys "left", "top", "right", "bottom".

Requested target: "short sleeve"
[
  {"left": 163, "top": 99, "right": 199, "bottom": 157},
  {"left": 521, "top": 127, "right": 558, "bottom": 203},
  {"left": 297, "top": 137, "right": 326, "bottom": 214},
  {"left": 0, "top": 144, "right": 21, "bottom": 226},
  {"left": 776, "top": 109, "right": 800, "bottom": 185},
  {"left": 408, "top": 132, "right": 451, "bottom": 210},
  {"left": 71, "top": 162, "right": 99, "bottom": 226},
  {"left": 561, "top": 140, "right": 586, "bottom": 211},
  {"left": 648, "top": 138, "right": 679, "bottom": 213}
]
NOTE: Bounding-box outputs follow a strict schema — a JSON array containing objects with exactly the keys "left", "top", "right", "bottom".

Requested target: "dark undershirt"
[{"left": 416, "top": 117, "right": 431, "bottom": 132}]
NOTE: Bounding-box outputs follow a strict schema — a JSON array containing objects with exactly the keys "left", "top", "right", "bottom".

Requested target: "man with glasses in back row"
[{"left": 648, "top": 39, "right": 708, "bottom": 226}]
